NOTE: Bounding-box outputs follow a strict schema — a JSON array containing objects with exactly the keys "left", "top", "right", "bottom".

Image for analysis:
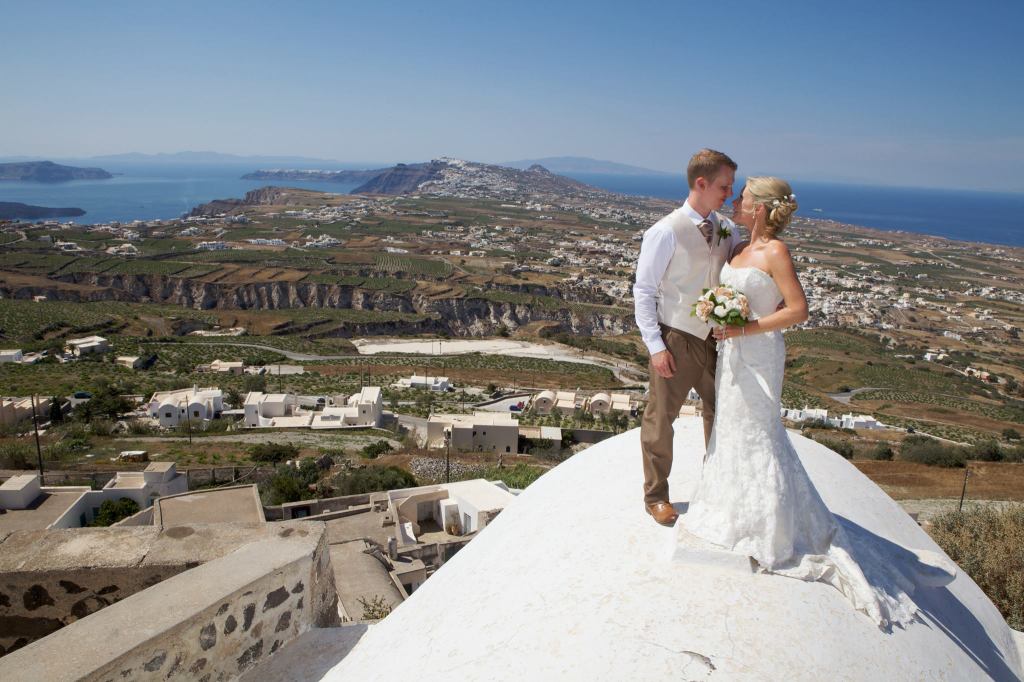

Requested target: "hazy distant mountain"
[
  {"left": 83, "top": 151, "right": 363, "bottom": 167},
  {"left": 499, "top": 156, "right": 672, "bottom": 176},
  {"left": 0, "top": 161, "right": 112, "bottom": 183},
  {"left": 242, "top": 168, "right": 390, "bottom": 183}
]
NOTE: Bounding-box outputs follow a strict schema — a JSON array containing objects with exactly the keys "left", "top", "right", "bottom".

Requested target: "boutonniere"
[{"left": 713, "top": 224, "right": 731, "bottom": 247}]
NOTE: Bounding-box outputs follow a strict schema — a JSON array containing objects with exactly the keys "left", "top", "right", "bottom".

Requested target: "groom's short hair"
[{"left": 687, "top": 149, "right": 737, "bottom": 188}]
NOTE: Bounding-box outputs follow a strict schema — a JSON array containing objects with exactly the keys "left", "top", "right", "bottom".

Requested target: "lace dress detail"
[{"left": 682, "top": 262, "right": 918, "bottom": 628}]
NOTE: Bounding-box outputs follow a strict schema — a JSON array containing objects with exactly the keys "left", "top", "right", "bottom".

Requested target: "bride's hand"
[{"left": 713, "top": 323, "right": 752, "bottom": 341}]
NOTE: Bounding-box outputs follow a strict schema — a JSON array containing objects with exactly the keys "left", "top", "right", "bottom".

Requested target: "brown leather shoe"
[{"left": 645, "top": 501, "right": 678, "bottom": 526}]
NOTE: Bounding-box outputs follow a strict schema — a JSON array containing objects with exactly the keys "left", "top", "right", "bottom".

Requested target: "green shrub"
[
  {"left": 898, "top": 435, "right": 967, "bottom": 468},
  {"left": 360, "top": 440, "right": 393, "bottom": 459},
  {"left": 868, "top": 443, "right": 894, "bottom": 461},
  {"left": 90, "top": 498, "right": 141, "bottom": 526},
  {"left": 971, "top": 440, "right": 1003, "bottom": 462},
  {"left": 333, "top": 466, "right": 416, "bottom": 495},
  {"left": 815, "top": 437, "right": 854, "bottom": 459},
  {"left": 928, "top": 505, "right": 1024, "bottom": 629},
  {"left": 477, "top": 463, "right": 546, "bottom": 489},
  {"left": 0, "top": 442, "right": 34, "bottom": 469},
  {"left": 250, "top": 442, "right": 299, "bottom": 463}
]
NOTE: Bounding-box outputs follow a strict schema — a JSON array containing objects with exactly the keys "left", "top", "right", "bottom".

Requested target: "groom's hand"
[{"left": 651, "top": 350, "right": 676, "bottom": 378}]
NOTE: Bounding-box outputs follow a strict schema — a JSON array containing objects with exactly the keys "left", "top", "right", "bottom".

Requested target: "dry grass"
[
  {"left": 927, "top": 504, "right": 1024, "bottom": 629},
  {"left": 854, "top": 460, "right": 1024, "bottom": 501}
]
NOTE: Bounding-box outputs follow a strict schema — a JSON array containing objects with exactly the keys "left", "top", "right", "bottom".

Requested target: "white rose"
[
  {"left": 713, "top": 305, "right": 727, "bottom": 317},
  {"left": 726, "top": 299, "right": 740, "bottom": 310}
]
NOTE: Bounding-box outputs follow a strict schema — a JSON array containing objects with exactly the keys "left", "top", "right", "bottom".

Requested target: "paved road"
[
  {"left": 827, "top": 386, "right": 884, "bottom": 405},
  {"left": 155, "top": 341, "right": 646, "bottom": 384}
]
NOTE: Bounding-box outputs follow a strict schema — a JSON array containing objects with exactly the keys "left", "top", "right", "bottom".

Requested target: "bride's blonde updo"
[{"left": 745, "top": 176, "right": 798, "bottom": 239}]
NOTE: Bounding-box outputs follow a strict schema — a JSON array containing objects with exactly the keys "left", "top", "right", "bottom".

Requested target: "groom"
[{"left": 634, "top": 149, "right": 737, "bottom": 526}]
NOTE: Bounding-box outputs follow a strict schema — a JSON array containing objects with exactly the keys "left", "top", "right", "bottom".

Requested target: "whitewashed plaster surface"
[{"left": 324, "top": 417, "right": 1024, "bottom": 681}]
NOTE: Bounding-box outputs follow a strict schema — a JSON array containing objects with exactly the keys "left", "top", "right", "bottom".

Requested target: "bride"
[{"left": 681, "top": 176, "right": 918, "bottom": 629}]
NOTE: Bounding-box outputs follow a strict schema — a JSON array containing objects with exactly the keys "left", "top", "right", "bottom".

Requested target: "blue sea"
[
  {"left": 1, "top": 164, "right": 1022, "bottom": 247},
  {"left": 569, "top": 173, "right": 1024, "bottom": 248},
  {"left": 0, "top": 163, "right": 364, "bottom": 225}
]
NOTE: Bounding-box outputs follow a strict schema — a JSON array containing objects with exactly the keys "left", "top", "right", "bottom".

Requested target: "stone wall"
[
  {"left": 0, "top": 522, "right": 339, "bottom": 681},
  {"left": 0, "top": 523, "right": 318, "bottom": 658}
]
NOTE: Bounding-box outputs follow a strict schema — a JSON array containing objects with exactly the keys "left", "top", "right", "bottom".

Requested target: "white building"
[
  {"left": 208, "top": 359, "right": 245, "bottom": 374},
  {"left": 310, "top": 386, "right": 383, "bottom": 429},
  {"left": 99, "top": 462, "right": 188, "bottom": 510},
  {"left": 148, "top": 386, "right": 223, "bottom": 427},
  {"left": 0, "top": 396, "right": 51, "bottom": 427},
  {"left": 841, "top": 413, "right": 883, "bottom": 430},
  {"left": 0, "top": 349, "right": 23, "bottom": 363},
  {"left": 401, "top": 375, "right": 450, "bottom": 392},
  {"left": 322, "top": 418, "right": 1023, "bottom": 681},
  {"left": 427, "top": 412, "right": 519, "bottom": 454},
  {"left": 0, "top": 464, "right": 186, "bottom": 529},
  {"left": 554, "top": 390, "right": 577, "bottom": 416},
  {"left": 66, "top": 335, "right": 109, "bottom": 356},
  {"left": 243, "top": 392, "right": 302, "bottom": 428},
  {"left": 531, "top": 390, "right": 556, "bottom": 415},
  {"left": 387, "top": 478, "right": 516, "bottom": 546},
  {"left": 609, "top": 392, "right": 633, "bottom": 415},
  {"left": 116, "top": 355, "right": 143, "bottom": 369},
  {"left": 587, "top": 392, "right": 611, "bottom": 415},
  {"left": 781, "top": 406, "right": 830, "bottom": 423}
]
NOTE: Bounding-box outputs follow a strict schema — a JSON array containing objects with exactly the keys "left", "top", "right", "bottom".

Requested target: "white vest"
[{"left": 657, "top": 210, "right": 732, "bottom": 339}]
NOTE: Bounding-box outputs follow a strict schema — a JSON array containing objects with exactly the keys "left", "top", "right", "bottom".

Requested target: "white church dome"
[{"left": 325, "top": 417, "right": 1023, "bottom": 680}]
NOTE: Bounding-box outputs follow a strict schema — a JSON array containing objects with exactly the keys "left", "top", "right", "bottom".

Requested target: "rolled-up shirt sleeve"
[{"left": 633, "top": 224, "right": 675, "bottom": 356}]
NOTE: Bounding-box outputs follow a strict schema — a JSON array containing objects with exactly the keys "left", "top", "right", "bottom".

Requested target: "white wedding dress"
[{"left": 682, "top": 262, "right": 919, "bottom": 629}]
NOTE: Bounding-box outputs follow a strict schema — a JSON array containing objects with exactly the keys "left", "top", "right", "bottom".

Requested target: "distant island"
[
  {"left": 241, "top": 168, "right": 387, "bottom": 183},
  {"left": 0, "top": 201, "right": 86, "bottom": 219},
  {"left": 0, "top": 160, "right": 113, "bottom": 183}
]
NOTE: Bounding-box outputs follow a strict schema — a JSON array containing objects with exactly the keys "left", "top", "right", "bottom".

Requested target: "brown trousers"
[{"left": 641, "top": 325, "right": 717, "bottom": 504}]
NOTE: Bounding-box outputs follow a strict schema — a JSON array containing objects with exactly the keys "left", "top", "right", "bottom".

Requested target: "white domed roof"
[{"left": 325, "top": 417, "right": 1023, "bottom": 681}]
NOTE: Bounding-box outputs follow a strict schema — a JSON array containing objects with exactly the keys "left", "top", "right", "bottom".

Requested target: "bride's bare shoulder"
[{"left": 764, "top": 238, "right": 792, "bottom": 259}]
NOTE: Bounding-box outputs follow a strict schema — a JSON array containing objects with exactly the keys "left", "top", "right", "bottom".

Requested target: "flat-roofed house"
[
  {"left": 116, "top": 355, "right": 143, "bottom": 369},
  {"left": 311, "top": 386, "right": 383, "bottom": 429},
  {"left": 427, "top": 411, "right": 519, "bottom": 454},
  {"left": 243, "top": 392, "right": 299, "bottom": 427},
  {"left": 209, "top": 359, "right": 245, "bottom": 374},
  {"left": 66, "top": 335, "right": 109, "bottom": 356},
  {"left": 0, "top": 396, "right": 51, "bottom": 427},
  {"left": 554, "top": 391, "right": 577, "bottom": 416},
  {"left": 0, "top": 349, "right": 23, "bottom": 363},
  {"left": 610, "top": 393, "right": 633, "bottom": 415}
]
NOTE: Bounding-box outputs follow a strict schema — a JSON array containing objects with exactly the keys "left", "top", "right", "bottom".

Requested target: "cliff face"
[
  {"left": 350, "top": 162, "right": 444, "bottom": 194},
  {"left": 0, "top": 273, "right": 632, "bottom": 337},
  {"left": 188, "top": 186, "right": 308, "bottom": 217}
]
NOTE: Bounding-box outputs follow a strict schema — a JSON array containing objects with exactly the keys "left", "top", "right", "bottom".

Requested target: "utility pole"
[
  {"left": 958, "top": 467, "right": 970, "bottom": 512},
  {"left": 184, "top": 400, "right": 193, "bottom": 445},
  {"left": 445, "top": 430, "right": 451, "bottom": 484},
  {"left": 30, "top": 395, "right": 43, "bottom": 478}
]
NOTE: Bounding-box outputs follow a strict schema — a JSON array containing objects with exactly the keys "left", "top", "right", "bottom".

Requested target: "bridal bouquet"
[{"left": 692, "top": 286, "right": 750, "bottom": 327}]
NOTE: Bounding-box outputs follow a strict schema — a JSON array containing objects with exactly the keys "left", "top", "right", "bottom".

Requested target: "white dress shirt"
[{"left": 633, "top": 201, "right": 718, "bottom": 355}]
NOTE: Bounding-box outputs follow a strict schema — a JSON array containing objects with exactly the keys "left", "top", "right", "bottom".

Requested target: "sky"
[{"left": 2, "top": 0, "right": 1023, "bottom": 192}]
